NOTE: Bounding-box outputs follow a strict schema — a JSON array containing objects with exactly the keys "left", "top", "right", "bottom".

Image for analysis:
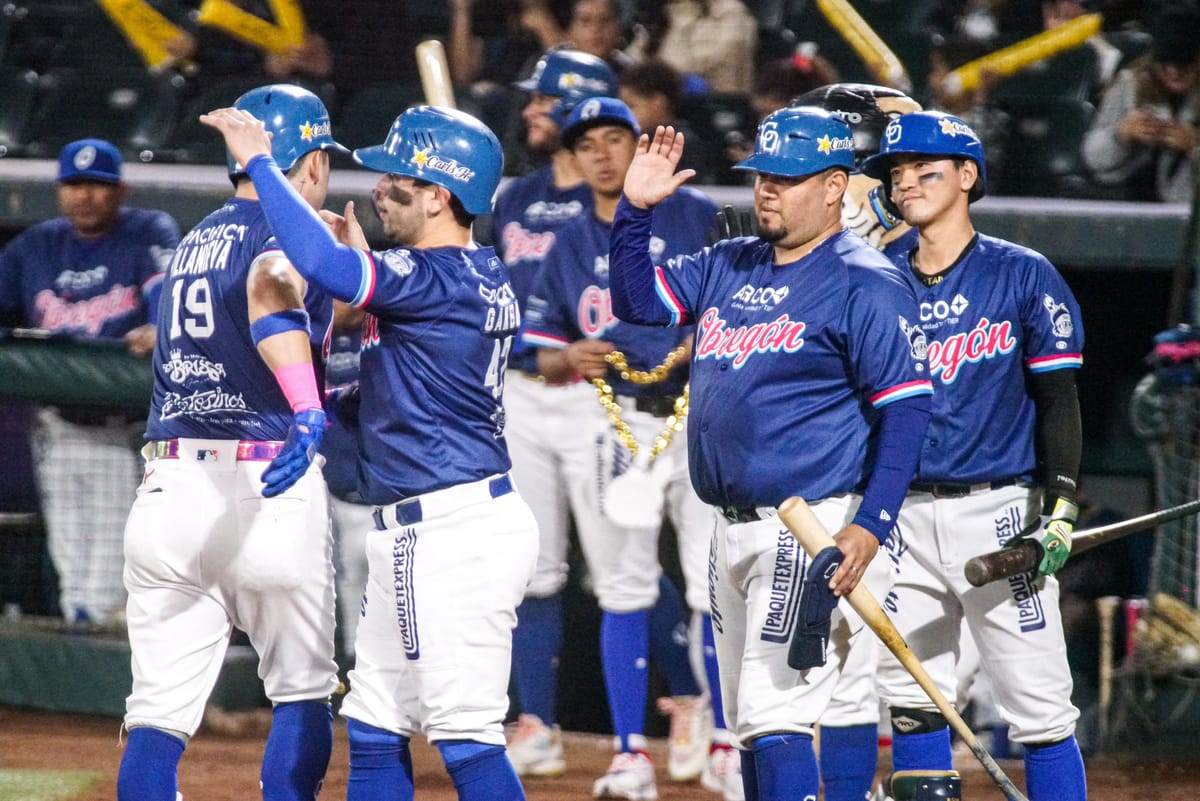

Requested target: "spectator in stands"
[
  {"left": 0, "top": 139, "right": 180, "bottom": 626},
  {"left": 1082, "top": 2, "right": 1200, "bottom": 203},
  {"left": 618, "top": 60, "right": 718, "bottom": 182},
  {"left": 625, "top": 0, "right": 758, "bottom": 95},
  {"left": 567, "top": 0, "right": 633, "bottom": 74}
]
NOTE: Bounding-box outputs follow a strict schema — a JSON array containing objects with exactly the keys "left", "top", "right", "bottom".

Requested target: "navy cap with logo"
[
  {"left": 58, "top": 139, "right": 123, "bottom": 184},
  {"left": 562, "top": 96, "right": 640, "bottom": 151}
]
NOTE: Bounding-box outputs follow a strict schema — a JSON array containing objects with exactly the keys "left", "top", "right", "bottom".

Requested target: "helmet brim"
[{"left": 733, "top": 153, "right": 831, "bottom": 178}]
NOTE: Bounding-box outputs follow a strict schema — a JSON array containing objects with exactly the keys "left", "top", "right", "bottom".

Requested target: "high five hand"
[
  {"left": 622, "top": 126, "right": 697, "bottom": 210},
  {"left": 199, "top": 107, "right": 274, "bottom": 173}
]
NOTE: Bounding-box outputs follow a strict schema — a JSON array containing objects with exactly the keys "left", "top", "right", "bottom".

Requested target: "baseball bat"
[
  {"left": 964, "top": 497, "right": 1200, "bottom": 587},
  {"left": 1096, "top": 595, "right": 1120, "bottom": 745},
  {"left": 777, "top": 497, "right": 1029, "bottom": 801},
  {"left": 416, "top": 39, "right": 456, "bottom": 109}
]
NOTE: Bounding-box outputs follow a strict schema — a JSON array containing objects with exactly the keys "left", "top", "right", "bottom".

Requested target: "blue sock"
[
  {"left": 1024, "top": 735, "right": 1086, "bottom": 801},
  {"left": 511, "top": 594, "right": 563, "bottom": 725},
  {"left": 891, "top": 728, "right": 953, "bottom": 772},
  {"left": 437, "top": 740, "right": 525, "bottom": 801},
  {"left": 600, "top": 609, "right": 649, "bottom": 751},
  {"left": 751, "top": 733, "right": 819, "bottom": 801},
  {"left": 648, "top": 576, "right": 702, "bottom": 697},
  {"left": 261, "top": 700, "right": 333, "bottom": 801},
  {"left": 819, "top": 724, "right": 878, "bottom": 801},
  {"left": 117, "top": 726, "right": 185, "bottom": 801},
  {"left": 740, "top": 749, "right": 760, "bottom": 801},
  {"left": 700, "top": 613, "right": 728, "bottom": 729},
  {"left": 346, "top": 717, "right": 414, "bottom": 801}
]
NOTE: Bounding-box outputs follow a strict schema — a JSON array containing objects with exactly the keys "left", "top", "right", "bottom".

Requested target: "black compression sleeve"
[{"left": 1031, "top": 368, "right": 1082, "bottom": 510}]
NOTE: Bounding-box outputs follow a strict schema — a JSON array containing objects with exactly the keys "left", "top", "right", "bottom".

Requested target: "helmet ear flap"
[{"left": 867, "top": 182, "right": 903, "bottom": 231}]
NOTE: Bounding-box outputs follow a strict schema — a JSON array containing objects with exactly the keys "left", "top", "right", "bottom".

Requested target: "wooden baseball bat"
[
  {"left": 1096, "top": 595, "right": 1120, "bottom": 746},
  {"left": 416, "top": 39, "right": 456, "bottom": 109},
  {"left": 777, "top": 497, "right": 1029, "bottom": 801},
  {"left": 964, "top": 498, "right": 1200, "bottom": 587}
]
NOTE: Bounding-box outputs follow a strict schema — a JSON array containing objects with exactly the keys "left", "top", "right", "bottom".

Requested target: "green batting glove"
[{"left": 1037, "top": 496, "right": 1079, "bottom": 577}]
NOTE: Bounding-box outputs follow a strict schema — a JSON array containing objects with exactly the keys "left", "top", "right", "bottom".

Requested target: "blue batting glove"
[
  {"left": 261, "top": 408, "right": 326, "bottom": 497},
  {"left": 787, "top": 545, "right": 844, "bottom": 670}
]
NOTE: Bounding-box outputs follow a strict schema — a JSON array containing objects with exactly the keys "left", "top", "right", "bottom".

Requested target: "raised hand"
[
  {"left": 199, "top": 107, "right": 273, "bottom": 174},
  {"left": 622, "top": 126, "right": 697, "bottom": 210}
]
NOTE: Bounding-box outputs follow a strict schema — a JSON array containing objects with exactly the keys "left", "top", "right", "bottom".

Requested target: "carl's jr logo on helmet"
[
  {"left": 938, "top": 117, "right": 976, "bottom": 138},
  {"left": 298, "top": 120, "right": 332, "bottom": 143},
  {"left": 559, "top": 72, "right": 610, "bottom": 94},
  {"left": 411, "top": 147, "right": 476, "bottom": 182},
  {"left": 817, "top": 134, "right": 853, "bottom": 156}
]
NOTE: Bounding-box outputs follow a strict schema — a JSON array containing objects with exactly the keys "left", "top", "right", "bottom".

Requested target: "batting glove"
[
  {"left": 261, "top": 408, "right": 326, "bottom": 498},
  {"left": 1037, "top": 496, "right": 1079, "bottom": 577},
  {"left": 707, "top": 204, "right": 756, "bottom": 244},
  {"left": 787, "top": 545, "right": 844, "bottom": 671}
]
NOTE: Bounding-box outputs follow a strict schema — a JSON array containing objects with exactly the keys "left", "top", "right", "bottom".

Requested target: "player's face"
[
  {"left": 522, "top": 93, "right": 562, "bottom": 154},
  {"left": 887, "top": 155, "right": 974, "bottom": 226},
  {"left": 572, "top": 125, "right": 637, "bottom": 198},
  {"left": 372, "top": 174, "right": 432, "bottom": 245},
  {"left": 57, "top": 179, "right": 125, "bottom": 239},
  {"left": 753, "top": 169, "right": 842, "bottom": 249}
]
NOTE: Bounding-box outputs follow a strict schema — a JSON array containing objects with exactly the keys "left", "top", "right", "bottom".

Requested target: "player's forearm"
[
  {"left": 853, "top": 394, "right": 932, "bottom": 542},
  {"left": 536, "top": 347, "right": 576, "bottom": 383},
  {"left": 609, "top": 197, "right": 672, "bottom": 326},
  {"left": 245, "top": 155, "right": 371, "bottom": 303},
  {"left": 1032, "top": 368, "right": 1082, "bottom": 505}
]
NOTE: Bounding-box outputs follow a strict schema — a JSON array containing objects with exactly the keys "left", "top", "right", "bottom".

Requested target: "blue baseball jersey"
[
  {"left": 146, "top": 199, "right": 332, "bottom": 442},
  {"left": 613, "top": 222, "right": 933, "bottom": 509},
  {"left": 522, "top": 188, "right": 717, "bottom": 398},
  {"left": 319, "top": 328, "right": 363, "bottom": 502},
  {"left": 896, "top": 233, "right": 1084, "bottom": 484},
  {"left": 490, "top": 166, "right": 593, "bottom": 373},
  {"left": 0, "top": 207, "right": 176, "bottom": 337},
  {"left": 338, "top": 244, "right": 520, "bottom": 505}
]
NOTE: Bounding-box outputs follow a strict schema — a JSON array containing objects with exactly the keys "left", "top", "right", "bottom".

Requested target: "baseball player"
[
  {"left": 490, "top": 48, "right": 618, "bottom": 775},
  {"left": 205, "top": 102, "right": 539, "bottom": 801},
  {"left": 521, "top": 96, "right": 720, "bottom": 800},
  {"left": 119, "top": 85, "right": 344, "bottom": 801},
  {"left": 608, "top": 110, "right": 934, "bottom": 801},
  {"left": 493, "top": 49, "right": 707, "bottom": 778},
  {"left": 860, "top": 111, "right": 1087, "bottom": 801},
  {"left": 0, "top": 138, "right": 178, "bottom": 627}
]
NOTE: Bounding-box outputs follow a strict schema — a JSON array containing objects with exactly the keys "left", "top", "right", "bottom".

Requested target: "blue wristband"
[{"left": 250, "top": 308, "right": 311, "bottom": 345}]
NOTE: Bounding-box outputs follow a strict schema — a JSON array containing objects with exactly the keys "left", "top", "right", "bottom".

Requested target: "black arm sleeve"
[{"left": 1031, "top": 368, "right": 1082, "bottom": 511}]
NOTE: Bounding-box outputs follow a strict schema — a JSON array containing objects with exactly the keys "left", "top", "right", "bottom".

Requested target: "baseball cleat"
[
  {"left": 506, "top": 713, "right": 566, "bottom": 777},
  {"left": 658, "top": 694, "right": 713, "bottom": 781},
  {"left": 593, "top": 751, "right": 658, "bottom": 800},
  {"left": 700, "top": 743, "right": 744, "bottom": 800}
]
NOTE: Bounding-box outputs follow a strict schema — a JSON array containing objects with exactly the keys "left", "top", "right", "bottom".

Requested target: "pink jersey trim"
[
  {"left": 523, "top": 331, "right": 569, "bottom": 349},
  {"left": 870, "top": 379, "right": 934, "bottom": 407},
  {"left": 1027, "top": 353, "right": 1083, "bottom": 372},
  {"left": 653, "top": 265, "right": 687, "bottom": 326}
]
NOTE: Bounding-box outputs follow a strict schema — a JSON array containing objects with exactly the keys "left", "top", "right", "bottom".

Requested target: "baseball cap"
[
  {"left": 561, "top": 96, "right": 640, "bottom": 150},
  {"left": 58, "top": 139, "right": 123, "bottom": 184}
]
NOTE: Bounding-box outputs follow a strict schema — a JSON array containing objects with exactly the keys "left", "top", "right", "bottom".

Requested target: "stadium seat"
[
  {"left": 0, "top": 64, "right": 38, "bottom": 156},
  {"left": 159, "top": 76, "right": 268, "bottom": 165},
  {"left": 21, "top": 67, "right": 188, "bottom": 160},
  {"left": 988, "top": 96, "right": 1095, "bottom": 197}
]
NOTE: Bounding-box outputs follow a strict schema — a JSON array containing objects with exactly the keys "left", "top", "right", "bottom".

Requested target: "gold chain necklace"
[{"left": 591, "top": 344, "right": 690, "bottom": 461}]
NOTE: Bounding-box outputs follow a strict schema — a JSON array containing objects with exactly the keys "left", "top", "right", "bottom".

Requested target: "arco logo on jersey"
[
  {"left": 732, "top": 283, "right": 789, "bottom": 310},
  {"left": 926, "top": 317, "right": 1017, "bottom": 383},
  {"left": 694, "top": 307, "right": 806, "bottom": 369},
  {"left": 920, "top": 293, "right": 969, "bottom": 322},
  {"left": 525, "top": 199, "right": 584, "bottom": 225}
]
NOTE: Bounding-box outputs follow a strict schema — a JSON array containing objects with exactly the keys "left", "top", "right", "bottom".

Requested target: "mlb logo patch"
[{"left": 196, "top": 449, "right": 219, "bottom": 461}]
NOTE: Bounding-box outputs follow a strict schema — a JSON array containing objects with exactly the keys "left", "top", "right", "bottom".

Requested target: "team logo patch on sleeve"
[
  {"left": 1043, "top": 294, "right": 1074, "bottom": 338},
  {"left": 383, "top": 249, "right": 416, "bottom": 278},
  {"left": 899, "top": 315, "right": 928, "bottom": 361}
]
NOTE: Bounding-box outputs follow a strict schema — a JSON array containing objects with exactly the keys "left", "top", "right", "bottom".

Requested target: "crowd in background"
[{"left": 0, "top": 0, "right": 1196, "bottom": 200}]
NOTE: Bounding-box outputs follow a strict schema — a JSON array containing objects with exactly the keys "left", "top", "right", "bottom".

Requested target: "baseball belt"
[
  {"left": 146, "top": 439, "right": 285, "bottom": 461},
  {"left": 719, "top": 505, "right": 779, "bottom": 524},
  {"left": 373, "top": 473, "right": 514, "bottom": 529},
  {"left": 907, "top": 476, "right": 1028, "bottom": 499},
  {"left": 619, "top": 394, "right": 679, "bottom": 419}
]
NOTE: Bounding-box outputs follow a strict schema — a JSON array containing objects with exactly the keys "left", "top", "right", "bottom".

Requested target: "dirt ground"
[{"left": 3, "top": 706, "right": 1200, "bottom": 800}]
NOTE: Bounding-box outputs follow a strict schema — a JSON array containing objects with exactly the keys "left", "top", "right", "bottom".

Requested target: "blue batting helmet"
[
  {"left": 861, "top": 111, "right": 987, "bottom": 200},
  {"left": 229, "top": 84, "right": 348, "bottom": 179},
  {"left": 515, "top": 49, "right": 618, "bottom": 128},
  {"left": 733, "top": 106, "right": 855, "bottom": 177},
  {"left": 353, "top": 105, "right": 503, "bottom": 216},
  {"left": 561, "top": 96, "right": 640, "bottom": 150}
]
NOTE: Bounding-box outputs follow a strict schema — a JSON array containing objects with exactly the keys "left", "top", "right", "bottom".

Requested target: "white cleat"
[
  {"left": 593, "top": 751, "right": 658, "bottom": 800},
  {"left": 505, "top": 713, "right": 566, "bottom": 777},
  {"left": 701, "top": 744, "right": 744, "bottom": 800},
  {"left": 658, "top": 694, "right": 713, "bottom": 782}
]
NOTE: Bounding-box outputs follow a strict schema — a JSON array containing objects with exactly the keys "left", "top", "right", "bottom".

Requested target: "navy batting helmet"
[
  {"left": 353, "top": 105, "right": 503, "bottom": 216},
  {"left": 229, "top": 84, "right": 348, "bottom": 180},
  {"left": 791, "top": 83, "right": 921, "bottom": 167},
  {"left": 861, "top": 111, "right": 987, "bottom": 201},
  {"left": 733, "top": 106, "right": 855, "bottom": 177}
]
